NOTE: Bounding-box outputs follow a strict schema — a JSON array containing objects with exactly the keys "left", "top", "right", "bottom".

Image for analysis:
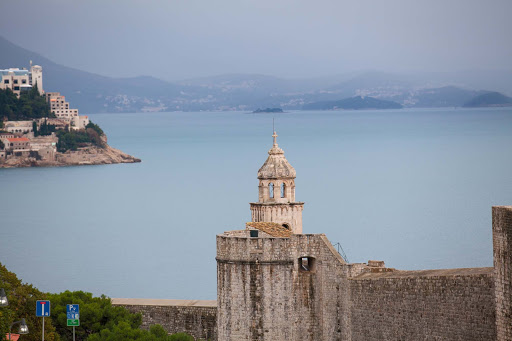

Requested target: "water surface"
[{"left": 1, "top": 108, "right": 511, "bottom": 300}]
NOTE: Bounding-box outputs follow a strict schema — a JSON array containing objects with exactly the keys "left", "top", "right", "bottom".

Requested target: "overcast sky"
[{"left": 1, "top": 0, "right": 511, "bottom": 81}]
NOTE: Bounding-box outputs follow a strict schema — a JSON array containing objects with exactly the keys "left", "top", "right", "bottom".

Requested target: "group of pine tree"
[
  {"left": 0, "top": 87, "right": 105, "bottom": 152},
  {"left": 0, "top": 263, "right": 197, "bottom": 341}
]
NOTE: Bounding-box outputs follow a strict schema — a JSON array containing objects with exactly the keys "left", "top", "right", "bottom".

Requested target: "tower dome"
[{"left": 257, "top": 131, "right": 296, "bottom": 179}]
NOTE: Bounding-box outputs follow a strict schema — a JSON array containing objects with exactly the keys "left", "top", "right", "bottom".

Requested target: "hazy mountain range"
[{"left": 1, "top": 36, "right": 511, "bottom": 114}]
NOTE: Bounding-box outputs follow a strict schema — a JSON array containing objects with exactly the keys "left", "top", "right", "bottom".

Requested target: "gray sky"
[{"left": 1, "top": 0, "right": 511, "bottom": 81}]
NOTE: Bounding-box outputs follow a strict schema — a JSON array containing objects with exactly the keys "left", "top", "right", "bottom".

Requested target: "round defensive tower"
[{"left": 250, "top": 131, "right": 304, "bottom": 234}]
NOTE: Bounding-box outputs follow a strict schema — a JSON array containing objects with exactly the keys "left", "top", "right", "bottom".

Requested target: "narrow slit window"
[
  {"left": 281, "top": 183, "right": 285, "bottom": 198},
  {"left": 269, "top": 183, "right": 274, "bottom": 198}
]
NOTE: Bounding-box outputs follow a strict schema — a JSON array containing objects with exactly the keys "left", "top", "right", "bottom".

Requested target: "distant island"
[
  {"left": 463, "top": 92, "right": 512, "bottom": 108},
  {"left": 303, "top": 96, "right": 403, "bottom": 110},
  {"left": 252, "top": 108, "right": 283, "bottom": 113}
]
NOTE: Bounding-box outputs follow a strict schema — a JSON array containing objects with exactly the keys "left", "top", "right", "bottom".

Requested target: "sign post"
[
  {"left": 36, "top": 300, "right": 50, "bottom": 341},
  {"left": 67, "top": 304, "right": 79, "bottom": 341}
]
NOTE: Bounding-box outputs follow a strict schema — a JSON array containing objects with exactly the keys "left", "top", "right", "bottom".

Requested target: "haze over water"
[{"left": 1, "top": 108, "right": 511, "bottom": 300}]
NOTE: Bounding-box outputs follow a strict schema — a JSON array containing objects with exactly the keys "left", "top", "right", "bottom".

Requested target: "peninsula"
[{"left": 0, "top": 64, "right": 140, "bottom": 168}]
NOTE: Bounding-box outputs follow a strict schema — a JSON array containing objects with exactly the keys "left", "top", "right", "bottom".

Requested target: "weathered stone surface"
[
  {"left": 493, "top": 206, "right": 512, "bottom": 341},
  {"left": 112, "top": 298, "right": 216, "bottom": 340},
  {"left": 350, "top": 268, "right": 496, "bottom": 340}
]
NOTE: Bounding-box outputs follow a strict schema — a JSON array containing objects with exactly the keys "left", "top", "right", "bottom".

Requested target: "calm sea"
[{"left": 1, "top": 108, "right": 511, "bottom": 300}]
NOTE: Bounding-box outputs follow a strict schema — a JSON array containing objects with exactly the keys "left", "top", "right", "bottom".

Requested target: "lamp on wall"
[{"left": 0, "top": 288, "right": 8, "bottom": 307}]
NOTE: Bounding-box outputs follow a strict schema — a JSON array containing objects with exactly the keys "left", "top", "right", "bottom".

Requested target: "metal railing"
[{"left": 332, "top": 242, "right": 349, "bottom": 263}]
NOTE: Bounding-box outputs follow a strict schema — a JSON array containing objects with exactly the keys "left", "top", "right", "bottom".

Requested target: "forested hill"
[
  {"left": 302, "top": 96, "right": 403, "bottom": 110},
  {"left": 463, "top": 92, "right": 512, "bottom": 108},
  {"left": 0, "top": 87, "right": 52, "bottom": 121}
]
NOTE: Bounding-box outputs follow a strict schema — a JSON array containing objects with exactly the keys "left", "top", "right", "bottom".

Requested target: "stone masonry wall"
[
  {"left": 349, "top": 268, "right": 496, "bottom": 341},
  {"left": 216, "top": 231, "right": 353, "bottom": 341},
  {"left": 112, "top": 299, "right": 216, "bottom": 340},
  {"left": 493, "top": 206, "right": 512, "bottom": 341}
]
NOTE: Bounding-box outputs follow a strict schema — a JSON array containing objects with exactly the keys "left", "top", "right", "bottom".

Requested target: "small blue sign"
[
  {"left": 67, "top": 304, "right": 79, "bottom": 320},
  {"left": 36, "top": 300, "right": 51, "bottom": 317}
]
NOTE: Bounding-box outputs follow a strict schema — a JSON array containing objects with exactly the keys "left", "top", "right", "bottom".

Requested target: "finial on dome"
[{"left": 272, "top": 131, "right": 278, "bottom": 146}]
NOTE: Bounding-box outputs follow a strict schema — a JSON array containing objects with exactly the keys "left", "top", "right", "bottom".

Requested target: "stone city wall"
[
  {"left": 493, "top": 206, "right": 512, "bottom": 341},
  {"left": 216, "top": 232, "right": 354, "bottom": 341},
  {"left": 112, "top": 298, "right": 217, "bottom": 340},
  {"left": 349, "top": 268, "right": 496, "bottom": 341}
]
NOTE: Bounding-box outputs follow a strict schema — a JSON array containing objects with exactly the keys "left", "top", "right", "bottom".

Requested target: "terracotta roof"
[
  {"left": 7, "top": 137, "right": 29, "bottom": 142},
  {"left": 246, "top": 222, "right": 293, "bottom": 238}
]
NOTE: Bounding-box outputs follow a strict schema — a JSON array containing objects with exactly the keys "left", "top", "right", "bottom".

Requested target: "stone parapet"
[
  {"left": 493, "top": 206, "right": 512, "bottom": 341},
  {"left": 112, "top": 298, "right": 216, "bottom": 340}
]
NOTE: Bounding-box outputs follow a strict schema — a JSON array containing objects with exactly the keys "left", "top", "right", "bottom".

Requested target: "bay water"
[{"left": 1, "top": 108, "right": 511, "bottom": 300}]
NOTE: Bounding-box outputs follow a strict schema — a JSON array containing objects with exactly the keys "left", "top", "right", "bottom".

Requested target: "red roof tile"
[{"left": 7, "top": 137, "right": 30, "bottom": 142}]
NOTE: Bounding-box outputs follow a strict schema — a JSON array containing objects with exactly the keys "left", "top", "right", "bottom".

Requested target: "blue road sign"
[
  {"left": 67, "top": 304, "right": 80, "bottom": 320},
  {"left": 36, "top": 300, "right": 51, "bottom": 317}
]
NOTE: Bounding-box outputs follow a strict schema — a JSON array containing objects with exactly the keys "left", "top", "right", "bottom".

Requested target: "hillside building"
[
  {"left": 0, "top": 63, "right": 44, "bottom": 96},
  {"left": 45, "top": 92, "right": 89, "bottom": 130}
]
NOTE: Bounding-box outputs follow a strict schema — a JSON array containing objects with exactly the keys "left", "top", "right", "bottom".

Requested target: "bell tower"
[{"left": 250, "top": 131, "right": 304, "bottom": 234}]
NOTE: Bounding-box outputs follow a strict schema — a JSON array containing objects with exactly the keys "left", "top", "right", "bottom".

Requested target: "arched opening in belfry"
[
  {"left": 282, "top": 223, "right": 290, "bottom": 230},
  {"left": 269, "top": 182, "right": 274, "bottom": 198},
  {"left": 281, "top": 183, "right": 286, "bottom": 198}
]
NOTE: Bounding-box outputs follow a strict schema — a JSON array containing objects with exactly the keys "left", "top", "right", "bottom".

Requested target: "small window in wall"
[
  {"left": 4, "top": 79, "right": 9, "bottom": 84},
  {"left": 269, "top": 183, "right": 274, "bottom": 198},
  {"left": 282, "top": 223, "right": 290, "bottom": 230},
  {"left": 281, "top": 183, "right": 286, "bottom": 198},
  {"left": 298, "top": 257, "right": 316, "bottom": 272}
]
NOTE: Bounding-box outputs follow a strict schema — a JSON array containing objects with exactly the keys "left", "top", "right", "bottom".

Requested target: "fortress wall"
[
  {"left": 112, "top": 299, "right": 216, "bottom": 340},
  {"left": 493, "top": 206, "right": 512, "bottom": 341},
  {"left": 216, "top": 232, "right": 354, "bottom": 341},
  {"left": 349, "top": 268, "right": 496, "bottom": 341}
]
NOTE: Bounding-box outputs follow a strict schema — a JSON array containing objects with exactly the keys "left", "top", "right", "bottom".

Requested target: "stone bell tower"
[{"left": 250, "top": 131, "right": 304, "bottom": 234}]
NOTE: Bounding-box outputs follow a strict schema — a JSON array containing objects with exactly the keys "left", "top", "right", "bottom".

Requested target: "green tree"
[
  {"left": 0, "top": 263, "right": 60, "bottom": 341},
  {"left": 0, "top": 139, "right": 4, "bottom": 150},
  {"left": 0, "top": 87, "right": 52, "bottom": 121},
  {"left": 168, "top": 332, "right": 195, "bottom": 341},
  {"left": 48, "top": 291, "right": 141, "bottom": 341},
  {"left": 85, "top": 122, "right": 103, "bottom": 136}
]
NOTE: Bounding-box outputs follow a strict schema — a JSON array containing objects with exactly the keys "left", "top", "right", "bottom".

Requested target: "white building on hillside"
[
  {"left": 45, "top": 92, "right": 89, "bottom": 130},
  {"left": 0, "top": 63, "right": 44, "bottom": 96}
]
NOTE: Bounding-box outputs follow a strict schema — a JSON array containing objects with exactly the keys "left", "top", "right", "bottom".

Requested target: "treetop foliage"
[
  {"left": 0, "top": 263, "right": 196, "bottom": 341},
  {"left": 0, "top": 262, "right": 60, "bottom": 341},
  {"left": 0, "top": 86, "right": 53, "bottom": 121}
]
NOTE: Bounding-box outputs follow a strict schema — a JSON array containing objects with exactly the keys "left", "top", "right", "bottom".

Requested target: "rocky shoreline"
[{"left": 0, "top": 143, "right": 141, "bottom": 168}]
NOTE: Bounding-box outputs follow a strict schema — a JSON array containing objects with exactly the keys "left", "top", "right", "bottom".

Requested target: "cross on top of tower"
[{"left": 272, "top": 131, "right": 278, "bottom": 146}]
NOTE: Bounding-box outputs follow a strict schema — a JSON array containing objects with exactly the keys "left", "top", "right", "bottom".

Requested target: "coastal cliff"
[{"left": 0, "top": 136, "right": 140, "bottom": 168}]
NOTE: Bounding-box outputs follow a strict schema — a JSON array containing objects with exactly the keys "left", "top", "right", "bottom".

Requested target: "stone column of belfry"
[
  {"left": 250, "top": 131, "right": 304, "bottom": 234},
  {"left": 493, "top": 206, "right": 512, "bottom": 341}
]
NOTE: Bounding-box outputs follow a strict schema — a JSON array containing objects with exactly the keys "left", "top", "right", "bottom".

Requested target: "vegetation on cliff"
[
  {"left": 0, "top": 262, "right": 195, "bottom": 341},
  {"left": 0, "top": 86, "right": 53, "bottom": 121},
  {"left": 56, "top": 122, "right": 105, "bottom": 152}
]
